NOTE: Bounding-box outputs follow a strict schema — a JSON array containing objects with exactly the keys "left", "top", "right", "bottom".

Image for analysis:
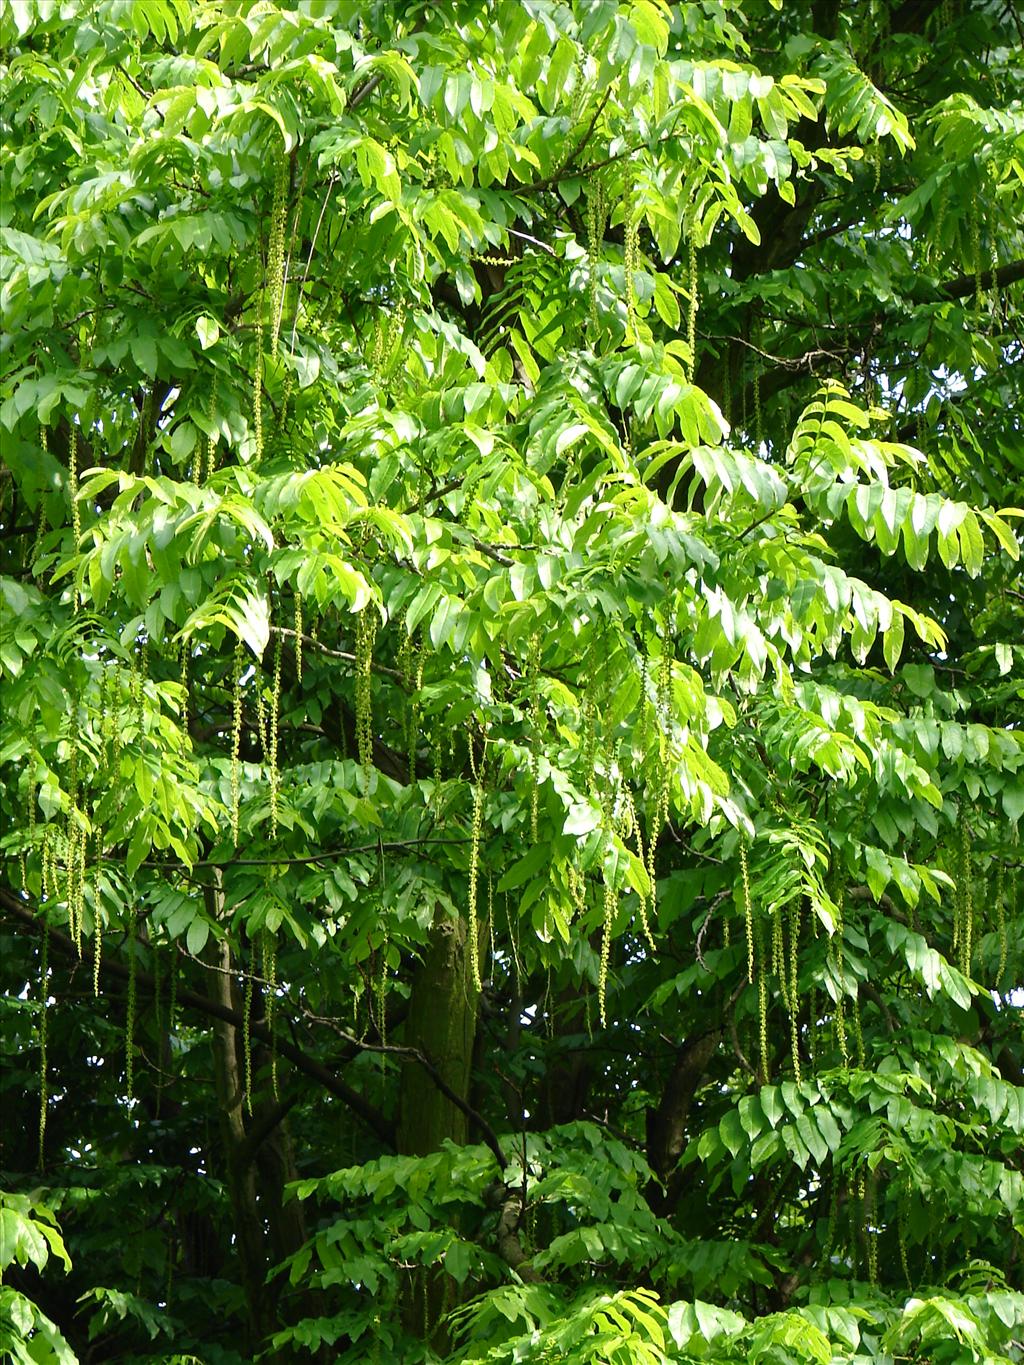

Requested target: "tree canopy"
[{"left": 1, "top": 0, "right": 1023, "bottom": 1361}]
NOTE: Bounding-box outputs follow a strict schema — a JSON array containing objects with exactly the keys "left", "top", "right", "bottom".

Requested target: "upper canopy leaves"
[{"left": 1, "top": 1, "right": 1022, "bottom": 1362}]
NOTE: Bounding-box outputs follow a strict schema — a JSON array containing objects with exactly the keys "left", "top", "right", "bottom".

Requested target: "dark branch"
[
  {"left": 308, "top": 1012, "right": 508, "bottom": 1172},
  {"left": 941, "top": 257, "right": 1024, "bottom": 302},
  {"left": 129, "top": 835, "right": 470, "bottom": 872},
  {"left": 0, "top": 885, "right": 395, "bottom": 1149}
]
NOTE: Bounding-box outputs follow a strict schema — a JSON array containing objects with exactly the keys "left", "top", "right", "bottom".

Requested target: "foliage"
[
  {"left": 1, "top": 0, "right": 1022, "bottom": 1361},
  {"left": 0, "top": 1190, "right": 76, "bottom": 1364}
]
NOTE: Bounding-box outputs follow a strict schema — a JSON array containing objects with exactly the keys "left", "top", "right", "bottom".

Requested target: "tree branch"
[
  {"left": 3, "top": 885, "right": 506, "bottom": 1171},
  {"left": 496, "top": 1191, "right": 543, "bottom": 1281},
  {"left": 0, "top": 885, "right": 395, "bottom": 1149},
  {"left": 129, "top": 835, "right": 470, "bottom": 872},
  {"left": 307, "top": 1012, "right": 508, "bottom": 1172},
  {"left": 348, "top": 72, "right": 383, "bottom": 111},
  {"left": 941, "top": 257, "right": 1024, "bottom": 302},
  {"left": 271, "top": 625, "right": 407, "bottom": 682},
  {"left": 645, "top": 1027, "right": 721, "bottom": 1213}
]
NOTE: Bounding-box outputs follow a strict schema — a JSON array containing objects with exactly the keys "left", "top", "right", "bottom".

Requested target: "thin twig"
[
  {"left": 270, "top": 625, "right": 406, "bottom": 681},
  {"left": 404, "top": 475, "right": 464, "bottom": 515},
  {"left": 505, "top": 227, "right": 556, "bottom": 256},
  {"left": 471, "top": 537, "right": 514, "bottom": 567},
  {"left": 707, "top": 333, "right": 844, "bottom": 371},
  {"left": 349, "top": 71, "right": 383, "bottom": 111},
  {"left": 514, "top": 146, "right": 635, "bottom": 197},
  {"left": 290, "top": 174, "right": 338, "bottom": 355},
  {"left": 131, "top": 835, "right": 473, "bottom": 872},
  {"left": 728, "top": 979, "right": 758, "bottom": 1080},
  {"left": 0, "top": 886, "right": 395, "bottom": 1147},
  {"left": 695, "top": 890, "right": 730, "bottom": 971},
  {"left": 308, "top": 1011, "right": 508, "bottom": 1170}
]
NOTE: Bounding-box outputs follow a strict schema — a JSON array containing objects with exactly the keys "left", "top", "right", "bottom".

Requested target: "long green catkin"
[{"left": 38, "top": 915, "right": 49, "bottom": 1168}]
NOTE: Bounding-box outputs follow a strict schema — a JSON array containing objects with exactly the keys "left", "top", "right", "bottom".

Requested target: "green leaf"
[
  {"left": 186, "top": 915, "right": 210, "bottom": 956},
  {"left": 195, "top": 315, "right": 220, "bottom": 349},
  {"left": 444, "top": 1239, "right": 472, "bottom": 1285},
  {"left": 1003, "top": 779, "right": 1024, "bottom": 823}
]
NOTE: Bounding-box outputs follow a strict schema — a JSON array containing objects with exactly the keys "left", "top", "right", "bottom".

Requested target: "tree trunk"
[
  {"left": 204, "top": 878, "right": 273, "bottom": 1349},
  {"left": 397, "top": 908, "right": 480, "bottom": 1347},
  {"left": 398, "top": 909, "right": 479, "bottom": 1156},
  {"left": 645, "top": 1028, "right": 721, "bottom": 1215}
]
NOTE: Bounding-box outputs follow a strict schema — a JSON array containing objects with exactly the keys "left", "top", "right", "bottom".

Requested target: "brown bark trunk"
[
  {"left": 256, "top": 1108, "right": 307, "bottom": 1269},
  {"left": 397, "top": 907, "right": 480, "bottom": 1348},
  {"left": 538, "top": 986, "right": 593, "bottom": 1129},
  {"left": 204, "top": 879, "right": 273, "bottom": 1349},
  {"left": 398, "top": 909, "right": 479, "bottom": 1156},
  {"left": 645, "top": 1029, "right": 720, "bottom": 1215}
]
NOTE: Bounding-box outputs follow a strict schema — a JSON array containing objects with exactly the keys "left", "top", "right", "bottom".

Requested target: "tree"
[{"left": 1, "top": 0, "right": 1022, "bottom": 1360}]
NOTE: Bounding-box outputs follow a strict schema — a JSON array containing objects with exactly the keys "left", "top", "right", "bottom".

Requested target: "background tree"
[{"left": 1, "top": 0, "right": 1022, "bottom": 1362}]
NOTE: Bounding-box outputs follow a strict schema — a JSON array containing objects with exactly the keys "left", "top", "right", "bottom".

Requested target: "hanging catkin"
[
  {"left": 263, "top": 929, "right": 278, "bottom": 1098},
  {"left": 757, "top": 917, "right": 769, "bottom": 1082},
  {"left": 204, "top": 376, "right": 220, "bottom": 482},
  {"left": 645, "top": 645, "right": 673, "bottom": 902},
  {"left": 953, "top": 810, "right": 972, "bottom": 969},
  {"left": 243, "top": 968, "right": 254, "bottom": 1116},
  {"left": 293, "top": 592, "right": 303, "bottom": 683},
  {"left": 741, "top": 840, "right": 755, "bottom": 985},
  {"left": 505, "top": 891, "right": 521, "bottom": 992},
  {"left": 787, "top": 900, "right": 802, "bottom": 1085},
  {"left": 408, "top": 634, "right": 424, "bottom": 783},
  {"left": 375, "top": 934, "right": 389, "bottom": 1045},
  {"left": 254, "top": 662, "right": 269, "bottom": 760},
  {"left": 753, "top": 364, "right": 763, "bottom": 448},
  {"left": 527, "top": 632, "right": 542, "bottom": 841},
  {"left": 487, "top": 873, "right": 496, "bottom": 965},
  {"left": 252, "top": 295, "right": 265, "bottom": 462},
  {"left": 126, "top": 904, "right": 138, "bottom": 1101},
  {"left": 32, "top": 427, "right": 49, "bottom": 578},
  {"left": 994, "top": 860, "right": 1007, "bottom": 990},
  {"left": 849, "top": 984, "right": 865, "bottom": 1068},
  {"left": 586, "top": 177, "right": 606, "bottom": 339},
  {"left": 623, "top": 163, "right": 639, "bottom": 343},
  {"left": 168, "top": 944, "right": 177, "bottom": 1043},
  {"left": 598, "top": 795, "right": 617, "bottom": 1028},
  {"left": 38, "top": 914, "right": 49, "bottom": 1168},
  {"left": 64, "top": 693, "right": 80, "bottom": 939},
  {"left": 960, "top": 815, "right": 974, "bottom": 974},
  {"left": 68, "top": 424, "right": 81, "bottom": 549},
  {"left": 230, "top": 641, "right": 243, "bottom": 846},
  {"left": 467, "top": 768, "right": 484, "bottom": 993},
  {"left": 970, "top": 200, "right": 983, "bottom": 311},
  {"left": 864, "top": 1172, "right": 879, "bottom": 1285},
  {"left": 686, "top": 228, "right": 699, "bottom": 380},
  {"left": 622, "top": 786, "right": 655, "bottom": 951},
  {"left": 135, "top": 640, "right": 148, "bottom": 734},
  {"left": 771, "top": 905, "right": 785, "bottom": 989},
  {"left": 268, "top": 144, "right": 289, "bottom": 357},
  {"left": 898, "top": 1194, "right": 912, "bottom": 1287},
  {"left": 93, "top": 897, "right": 103, "bottom": 997},
  {"left": 269, "top": 632, "right": 282, "bottom": 837},
  {"left": 355, "top": 608, "right": 377, "bottom": 793}
]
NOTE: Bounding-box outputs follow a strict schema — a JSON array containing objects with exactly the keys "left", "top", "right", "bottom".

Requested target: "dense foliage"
[{"left": 1, "top": 0, "right": 1023, "bottom": 1361}]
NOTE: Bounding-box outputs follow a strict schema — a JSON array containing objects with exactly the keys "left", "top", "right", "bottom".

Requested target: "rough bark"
[
  {"left": 398, "top": 908, "right": 480, "bottom": 1156},
  {"left": 255, "top": 1108, "right": 307, "bottom": 1269},
  {"left": 204, "top": 882, "right": 273, "bottom": 1348},
  {"left": 645, "top": 1029, "right": 721, "bottom": 1215},
  {"left": 398, "top": 907, "right": 480, "bottom": 1348},
  {"left": 0, "top": 885, "right": 394, "bottom": 1147},
  {"left": 495, "top": 1190, "right": 543, "bottom": 1283},
  {"left": 538, "top": 986, "right": 593, "bottom": 1129}
]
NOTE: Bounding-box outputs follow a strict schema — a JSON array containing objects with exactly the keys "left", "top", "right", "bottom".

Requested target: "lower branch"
[{"left": 0, "top": 885, "right": 394, "bottom": 1148}]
